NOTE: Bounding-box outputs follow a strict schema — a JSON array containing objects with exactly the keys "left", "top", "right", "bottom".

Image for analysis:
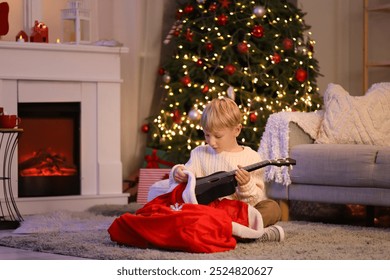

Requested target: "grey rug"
[{"left": 0, "top": 204, "right": 389, "bottom": 260}]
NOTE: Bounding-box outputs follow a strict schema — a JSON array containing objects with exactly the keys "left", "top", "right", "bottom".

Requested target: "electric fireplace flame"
[
  {"left": 19, "top": 149, "right": 77, "bottom": 177},
  {"left": 17, "top": 102, "right": 81, "bottom": 197}
]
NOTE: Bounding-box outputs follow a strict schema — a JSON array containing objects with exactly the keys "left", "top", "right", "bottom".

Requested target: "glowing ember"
[{"left": 19, "top": 149, "right": 77, "bottom": 177}]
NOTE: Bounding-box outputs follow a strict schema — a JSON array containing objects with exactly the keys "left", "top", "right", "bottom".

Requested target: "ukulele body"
[
  {"left": 195, "top": 171, "right": 237, "bottom": 205},
  {"left": 194, "top": 158, "right": 296, "bottom": 205}
]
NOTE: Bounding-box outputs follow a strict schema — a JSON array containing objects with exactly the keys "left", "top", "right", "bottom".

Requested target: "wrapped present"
[
  {"left": 142, "top": 147, "right": 175, "bottom": 168},
  {"left": 137, "top": 168, "right": 170, "bottom": 204}
]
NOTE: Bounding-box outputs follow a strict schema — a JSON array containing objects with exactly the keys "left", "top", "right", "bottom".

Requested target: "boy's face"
[{"left": 203, "top": 125, "right": 241, "bottom": 153}]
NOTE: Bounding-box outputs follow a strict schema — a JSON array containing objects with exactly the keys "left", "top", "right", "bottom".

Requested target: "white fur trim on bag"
[
  {"left": 231, "top": 204, "right": 265, "bottom": 239},
  {"left": 168, "top": 167, "right": 198, "bottom": 204},
  {"left": 181, "top": 170, "right": 198, "bottom": 204}
]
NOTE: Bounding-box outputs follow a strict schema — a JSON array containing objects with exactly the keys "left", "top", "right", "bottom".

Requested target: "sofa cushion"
[
  {"left": 316, "top": 83, "right": 390, "bottom": 146},
  {"left": 290, "top": 144, "right": 378, "bottom": 187},
  {"left": 373, "top": 147, "right": 390, "bottom": 188}
]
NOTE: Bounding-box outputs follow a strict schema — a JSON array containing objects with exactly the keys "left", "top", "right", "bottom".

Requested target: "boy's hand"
[
  {"left": 174, "top": 166, "right": 189, "bottom": 183},
  {"left": 235, "top": 165, "right": 250, "bottom": 186}
]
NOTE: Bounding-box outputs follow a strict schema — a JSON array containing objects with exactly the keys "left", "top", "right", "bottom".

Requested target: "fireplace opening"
[{"left": 18, "top": 103, "right": 81, "bottom": 197}]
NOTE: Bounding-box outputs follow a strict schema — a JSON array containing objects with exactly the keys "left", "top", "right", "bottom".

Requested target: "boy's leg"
[{"left": 254, "top": 199, "right": 281, "bottom": 227}]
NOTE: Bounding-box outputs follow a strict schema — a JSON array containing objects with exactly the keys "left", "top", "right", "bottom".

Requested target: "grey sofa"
[{"left": 266, "top": 122, "right": 390, "bottom": 223}]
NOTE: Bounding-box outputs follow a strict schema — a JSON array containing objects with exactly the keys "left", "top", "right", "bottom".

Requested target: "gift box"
[
  {"left": 137, "top": 168, "right": 170, "bottom": 204},
  {"left": 142, "top": 147, "right": 175, "bottom": 168}
]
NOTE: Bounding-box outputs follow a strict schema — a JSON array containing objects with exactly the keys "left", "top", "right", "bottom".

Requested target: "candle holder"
[{"left": 16, "top": 30, "right": 28, "bottom": 42}]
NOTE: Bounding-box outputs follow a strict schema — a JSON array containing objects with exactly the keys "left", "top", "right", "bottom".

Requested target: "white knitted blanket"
[{"left": 258, "top": 110, "right": 324, "bottom": 185}]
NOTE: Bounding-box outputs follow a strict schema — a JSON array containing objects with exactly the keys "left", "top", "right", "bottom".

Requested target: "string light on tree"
[{"left": 145, "top": 0, "right": 322, "bottom": 164}]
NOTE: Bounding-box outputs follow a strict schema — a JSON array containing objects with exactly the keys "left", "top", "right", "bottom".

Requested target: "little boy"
[{"left": 170, "top": 97, "right": 284, "bottom": 241}]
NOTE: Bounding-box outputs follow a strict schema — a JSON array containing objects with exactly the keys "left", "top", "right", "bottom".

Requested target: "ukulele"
[{"left": 195, "top": 158, "right": 296, "bottom": 205}]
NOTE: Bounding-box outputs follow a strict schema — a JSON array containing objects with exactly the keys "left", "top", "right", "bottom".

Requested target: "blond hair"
[{"left": 201, "top": 97, "right": 242, "bottom": 132}]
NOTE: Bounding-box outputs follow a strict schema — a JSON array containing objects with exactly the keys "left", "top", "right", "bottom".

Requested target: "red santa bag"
[
  {"left": 108, "top": 170, "right": 265, "bottom": 253},
  {"left": 108, "top": 183, "right": 244, "bottom": 253}
]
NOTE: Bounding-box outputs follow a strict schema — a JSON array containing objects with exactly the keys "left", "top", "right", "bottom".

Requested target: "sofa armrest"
[{"left": 259, "top": 110, "right": 323, "bottom": 186}]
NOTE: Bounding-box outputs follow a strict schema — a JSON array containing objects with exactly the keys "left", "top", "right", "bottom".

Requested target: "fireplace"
[
  {"left": 0, "top": 41, "right": 129, "bottom": 215},
  {"left": 18, "top": 103, "right": 81, "bottom": 197}
]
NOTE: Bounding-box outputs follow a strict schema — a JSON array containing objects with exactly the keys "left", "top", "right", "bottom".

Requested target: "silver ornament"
[
  {"left": 188, "top": 108, "right": 201, "bottom": 121},
  {"left": 163, "top": 73, "right": 171, "bottom": 84},
  {"left": 253, "top": 6, "right": 266, "bottom": 17},
  {"left": 227, "top": 86, "right": 235, "bottom": 100}
]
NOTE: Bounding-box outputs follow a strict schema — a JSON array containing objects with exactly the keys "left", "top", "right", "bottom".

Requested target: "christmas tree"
[{"left": 144, "top": 0, "right": 322, "bottom": 164}]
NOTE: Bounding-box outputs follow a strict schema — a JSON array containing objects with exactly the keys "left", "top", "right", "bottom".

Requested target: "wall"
[
  {"left": 104, "top": 0, "right": 165, "bottom": 179},
  {"left": 298, "top": 0, "right": 364, "bottom": 96},
  {"left": 364, "top": 0, "right": 390, "bottom": 88}
]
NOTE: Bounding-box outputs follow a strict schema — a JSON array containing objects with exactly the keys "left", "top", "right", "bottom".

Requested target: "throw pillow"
[{"left": 316, "top": 83, "right": 390, "bottom": 146}]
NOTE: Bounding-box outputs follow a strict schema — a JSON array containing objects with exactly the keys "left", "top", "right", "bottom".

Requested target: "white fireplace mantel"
[{"left": 0, "top": 41, "right": 129, "bottom": 215}]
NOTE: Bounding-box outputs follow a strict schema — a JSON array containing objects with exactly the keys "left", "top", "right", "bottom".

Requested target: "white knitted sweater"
[{"left": 169, "top": 145, "right": 266, "bottom": 206}]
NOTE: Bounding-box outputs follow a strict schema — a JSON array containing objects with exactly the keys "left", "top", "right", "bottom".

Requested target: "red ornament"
[
  {"left": 205, "top": 42, "right": 213, "bottom": 51},
  {"left": 181, "top": 76, "right": 191, "bottom": 86},
  {"left": 271, "top": 53, "right": 281, "bottom": 64},
  {"left": 172, "top": 109, "right": 182, "bottom": 124},
  {"left": 201, "top": 84, "right": 209, "bottom": 93},
  {"left": 224, "top": 64, "right": 236, "bottom": 75},
  {"left": 295, "top": 68, "right": 308, "bottom": 83},
  {"left": 251, "top": 25, "right": 264, "bottom": 38},
  {"left": 158, "top": 67, "right": 165, "bottom": 75},
  {"left": 249, "top": 113, "right": 257, "bottom": 123},
  {"left": 283, "top": 38, "right": 294, "bottom": 50},
  {"left": 185, "top": 28, "right": 193, "bottom": 42},
  {"left": 141, "top": 124, "right": 150, "bottom": 133},
  {"left": 219, "top": 0, "right": 231, "bottom": 8},
  {"left": 237, "top": 42, "right": 249, "bottom": 54},
  {"left": 176, "top": 10, "right": 183, "bottom": 20},
  {"left": 196, "top": 59, "right": 204, "bottom": 67},
  {"left": 209, "top": 3, "right": 217, "bottom": 12},
  {"left": 184, "top": 4, "right": 194, "bottom": 14},
  {"left": 173, "top": 29, "right": 180, "bottom": 37},
  {"left": 309, "top": 43, "right": 314, "bottom": 52},
  {"left": 217, "top": 14, "right": 228, "bottom": 26}
]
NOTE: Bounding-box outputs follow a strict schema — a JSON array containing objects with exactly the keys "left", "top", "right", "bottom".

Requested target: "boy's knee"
[{"left": 255, "top": 199, "right": 282, "bottom": 227}]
